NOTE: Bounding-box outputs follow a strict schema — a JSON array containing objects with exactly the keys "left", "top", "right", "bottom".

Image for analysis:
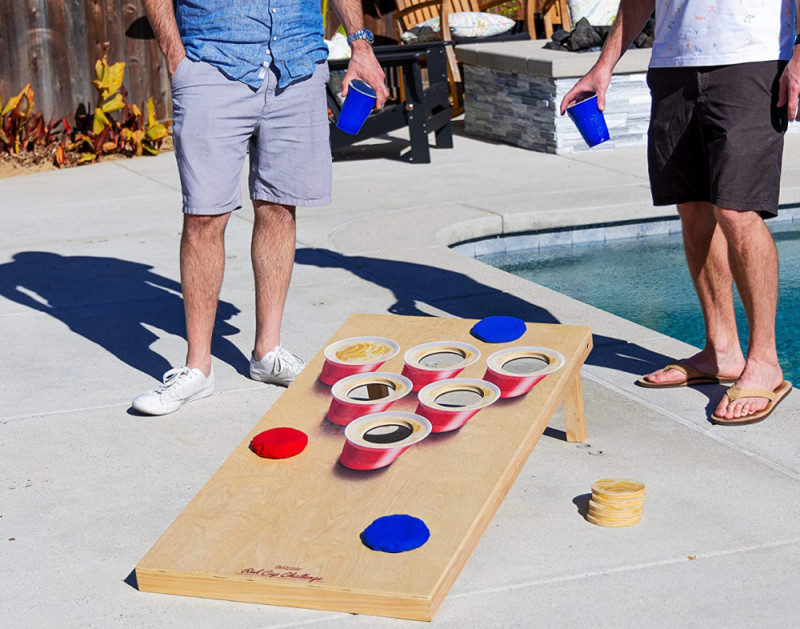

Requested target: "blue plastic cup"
[
  {"left": 566, "top": 94, "right": 610, "bottom": 147},
  {"left": 336, "top": 80, "right": 377, "bottom": 135}
]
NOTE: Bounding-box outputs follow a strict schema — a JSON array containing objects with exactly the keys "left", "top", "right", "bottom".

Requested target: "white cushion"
[
  {"left": 447, "top": 12, "right": 516, "bottom": 38},
  {"left": 401, "top": 12, "right": 515, "bottom": 43},
  {"left": 567, "top": 0, "right": 617, "bottom": 26}
]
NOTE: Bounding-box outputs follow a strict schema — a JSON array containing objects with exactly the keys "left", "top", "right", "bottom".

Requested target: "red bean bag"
[{"left": 250, "top": 427, "right": 308, "bottom": 459}]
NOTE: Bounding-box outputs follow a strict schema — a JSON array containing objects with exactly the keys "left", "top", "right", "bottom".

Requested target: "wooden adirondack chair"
[
  {"left": 539, "top": 0, "right": 571, "bottom": 38},
  {"left": 392, "top": 1, "right": 571, "bottom": 113}
]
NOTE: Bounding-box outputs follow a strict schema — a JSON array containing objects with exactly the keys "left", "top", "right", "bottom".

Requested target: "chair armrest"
[{"left": 327, "top": 41, "right": 452, "bottom": 72}]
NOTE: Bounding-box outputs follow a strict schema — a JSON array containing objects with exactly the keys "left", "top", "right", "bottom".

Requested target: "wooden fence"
[
  {"left": 0, "top": 1, "right": 395, "bottom": 122},
  {"left": 0, "top": 1, "right": 169, "bottom": 120}
]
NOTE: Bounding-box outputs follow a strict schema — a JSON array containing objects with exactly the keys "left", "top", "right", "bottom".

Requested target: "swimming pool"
[{"left": 479, "top": 226, "right": 800, "bottom": 384}]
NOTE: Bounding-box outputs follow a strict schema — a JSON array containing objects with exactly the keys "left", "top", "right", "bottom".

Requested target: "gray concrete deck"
[{"left": 2, "top": 127, "right": 799, "bottom": 628}]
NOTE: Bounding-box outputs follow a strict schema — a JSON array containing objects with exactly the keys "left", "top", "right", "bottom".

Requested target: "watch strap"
[{"left": 347, "top": 28, "right": 374, "bottom": 45}]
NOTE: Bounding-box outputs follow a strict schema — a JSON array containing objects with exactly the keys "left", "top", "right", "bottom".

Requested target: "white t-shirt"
[{"left": 650, "top": 0, "right": 796, "bottom": 67}]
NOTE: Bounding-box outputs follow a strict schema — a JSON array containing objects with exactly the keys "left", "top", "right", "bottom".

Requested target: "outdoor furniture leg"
[
  {"left": 562, "top": 371, "right": 587, "bottom": 443},
  {"left": 434, "top": 112, "right": 453, "bottom": 149},
  {"left": 427, "top": 46, "right": 454, "bottom": 149},
  {"left": 404, "top": 60, "right": 431, "bottom": 163}
]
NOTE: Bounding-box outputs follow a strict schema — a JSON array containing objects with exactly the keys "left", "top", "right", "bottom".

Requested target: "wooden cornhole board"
[{"left": 136, "top": 314, "right": 592, "bottom": 621}]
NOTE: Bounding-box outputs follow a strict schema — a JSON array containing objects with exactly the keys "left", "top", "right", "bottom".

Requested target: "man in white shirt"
[{"left": 561, "top": 1, "right": 800, "bottom": 424}]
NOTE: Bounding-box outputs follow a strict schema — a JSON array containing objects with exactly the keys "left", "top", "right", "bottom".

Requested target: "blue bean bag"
[
  {"left": 361, "top": 514, "right": 430, "bottom": 553},
  {"left": 470, "top": 316, "right": 526, "bottom": 343}
]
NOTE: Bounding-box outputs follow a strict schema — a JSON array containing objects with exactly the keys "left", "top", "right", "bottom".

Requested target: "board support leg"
[{"left": 562, "top": 372, "right": 587, "bottom": 443}]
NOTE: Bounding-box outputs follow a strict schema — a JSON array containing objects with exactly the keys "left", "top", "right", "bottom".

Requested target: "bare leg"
[
  {"left": 643, "top": 202, "right": 745, "bottom": 384},
  {"left": 181, "top": 212, "right": 231, "bottom": 376},
  {"left": 713, "top": 207, "right": 783, "bottom": 419},
  {"left": 252, "top": 200, "right": 297, "bottom": 360}
]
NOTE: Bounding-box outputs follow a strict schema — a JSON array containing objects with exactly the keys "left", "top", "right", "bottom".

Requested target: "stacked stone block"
[{"left": 464, "top": 65, "right": 651, "bottom": 154}]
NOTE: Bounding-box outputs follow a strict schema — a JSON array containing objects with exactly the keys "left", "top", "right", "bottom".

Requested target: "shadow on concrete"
[
  {"left": 543, "top": 426, "right": 567, "bottom": 441},
  {"left": 0, "top": 251, "right": 247, "bottom": 379},
  {"left": 332, "top": 135, "right": 414, "bottom": 163},
  {"left": 701, "top": 382, "right": 732, "bottom": 424},
  {"left": 123, "top": 569, "right": 139, "bottom": 590},
  {"left": 572, "top": 493, "right": 591, "bottom": 519},
  {"left": 294, "top": 247, "right": 682, "bottom": 381},
  {"left": 449, "top": 118, "right": 507, "bottom": 146}
]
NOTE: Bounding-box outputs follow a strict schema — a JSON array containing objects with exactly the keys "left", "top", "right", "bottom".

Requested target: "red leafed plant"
[
  {"left": 0, "top": 44, "right": 171, "bottom": 171},
  {"left": 0, "top": 83, "right": 70, "bottom": 161}
]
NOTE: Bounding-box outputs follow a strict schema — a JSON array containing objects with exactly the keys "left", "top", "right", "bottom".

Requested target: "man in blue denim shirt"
[{"left": 133, "top": 1, "right": 388, "bottom": 415}]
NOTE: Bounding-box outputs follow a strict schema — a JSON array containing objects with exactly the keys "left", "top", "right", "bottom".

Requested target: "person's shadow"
[
  {"left": 294, "top": 247, "right": 679, "bottom": 382},
  {"left": 0, "top": 251, "right": 248, "bottom": 378}
]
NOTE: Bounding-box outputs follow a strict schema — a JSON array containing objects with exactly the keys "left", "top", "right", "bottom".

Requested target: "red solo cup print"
[
  {"left": 414, "top": 378, "right": 500, "bottom": 433},
  {"left": 327, "top": 372, "right": 413, "bottom": 426},
  {"left": 401, "top": 341, "right": 481, "bottom": 392},
  {"left": 339, "top": 412, "right": 432, "bottom": 470},
  {"left": 319, "top": 336, "right": 400, "bottom": 386},
  {"left": 483, "top": 347, "right": 565, "bottom": 398}
]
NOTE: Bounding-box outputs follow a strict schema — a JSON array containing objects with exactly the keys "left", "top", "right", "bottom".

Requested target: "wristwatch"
[
  {"left": 347, "top": 28, "right": 374, "bottom": 46},
  {"left": 795, "top": 32, "right": 800, "bottom": 46}
]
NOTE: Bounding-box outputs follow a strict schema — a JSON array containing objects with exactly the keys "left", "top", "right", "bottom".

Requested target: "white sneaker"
[
  {"left": 250, "top": 346, "right": 305, "bottom": 386},
  {"left": 132, "top": 367, "right": 215, "bottom": 416}
]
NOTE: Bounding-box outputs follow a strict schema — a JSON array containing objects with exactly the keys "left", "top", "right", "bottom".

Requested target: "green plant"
[
  {"left": 489, "top": 1, "right": 524, "bottom": 19},
  {"left": 72, "top": 54, "right": 170, "bottom": 164}
]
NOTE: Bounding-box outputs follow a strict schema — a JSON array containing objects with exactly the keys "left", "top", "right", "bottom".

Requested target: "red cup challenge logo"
[{"left": 238, "top": 565, "right": 324, "bottom": 584}]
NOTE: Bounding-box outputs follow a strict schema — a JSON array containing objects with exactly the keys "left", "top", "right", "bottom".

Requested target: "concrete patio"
[{"left": 1, "top": 125, "right": 799, "bottom": 628}]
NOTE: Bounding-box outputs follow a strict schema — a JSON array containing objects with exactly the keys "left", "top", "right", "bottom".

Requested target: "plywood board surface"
[{"left": 136, "top": 314, "right": 592, "bottom": 620}]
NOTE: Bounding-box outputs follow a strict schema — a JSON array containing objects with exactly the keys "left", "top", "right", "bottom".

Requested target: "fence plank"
[
  {"left": 0, "top": 2, "right": 22, "bottom": 100},
  {"left": 63, "top": 0, "right": 92, "bottom": 115},
  {"left": 41, "top": 0, "right": 72, "bottom": 118}
]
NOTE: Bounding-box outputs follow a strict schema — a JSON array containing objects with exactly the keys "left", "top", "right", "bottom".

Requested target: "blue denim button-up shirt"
[{"left": 176, "top": 0, "right": 328, "bottom": 89}]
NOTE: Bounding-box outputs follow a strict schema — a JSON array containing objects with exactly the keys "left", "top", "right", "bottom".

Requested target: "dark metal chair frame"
[{"left": 327, "top": 41, "right": 453, "bottom": 164}]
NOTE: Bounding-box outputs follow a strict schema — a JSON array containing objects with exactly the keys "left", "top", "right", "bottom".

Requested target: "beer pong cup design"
[
  {"left": 566, "top": 94, "right": 610, "bottom": 147},
  {"left": 339, "top": 412, "right": 432, "bottom": 471},
  {"left": 483, "top": 346, "right": 565, "bottom": 398},
  {"left": 415, "top": 378, "right": 501, "bottom": 433},
  {"left": 327, "top": 372, "right": 413, "bottom": 426},
  {"left": 401, "top": 341, "right": 481, "bottom": 391},
  {"left": 320, "top": 336, "right": 400, "bottom": 386},
  {"left": 336, "top": 79, "right": 377, "bottom": 135}
]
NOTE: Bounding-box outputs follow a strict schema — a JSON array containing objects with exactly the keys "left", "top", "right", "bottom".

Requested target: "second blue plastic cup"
[
  {"left": 336, "top": 80, "right": 377, "bottom": 135},
  {"left": 566, "top": 94, "right": 610, "bottom": 147}
]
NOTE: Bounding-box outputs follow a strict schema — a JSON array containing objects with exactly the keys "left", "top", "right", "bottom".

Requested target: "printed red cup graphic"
[
  {"left": 319, "top": 336, "right": 400, "bottom": 386},
  {"left": 414, "top": 378, "right": 500, "bottom": 433},
  {"left": 482, "top": 347, "right": 565, "bottom": 398},
  {"left": 327, "top": 372, "right": 413, "bottom": 426},
  {"left": 339, "top": 412, "right": 432, "bottom": 470},
  {"left": 401, "top": 341, "right": 481, "bottom": 392}
]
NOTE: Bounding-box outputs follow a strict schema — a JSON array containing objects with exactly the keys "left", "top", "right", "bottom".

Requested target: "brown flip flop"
[
  {"left": 710, "top": 380, "right": 793, "bottom": 425},
  {"left": 637, "top": 361, "right": 739, "bottom": 388}
]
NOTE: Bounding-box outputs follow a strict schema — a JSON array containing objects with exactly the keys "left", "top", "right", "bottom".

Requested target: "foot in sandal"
[
  {"left": 712, "top": 359, "right": 789, "bottom": 424},
  {"left": 638, "top": 351, "right": 743, "bottom": 388}
]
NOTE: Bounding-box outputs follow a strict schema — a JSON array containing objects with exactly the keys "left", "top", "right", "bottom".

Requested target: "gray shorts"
[{"left": 171, "top": 59, "right": 332, "bottom": 215}]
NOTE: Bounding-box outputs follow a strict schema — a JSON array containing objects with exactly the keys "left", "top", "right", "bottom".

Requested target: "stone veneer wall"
[
  {"left": 464, "top": 65, "right": 651, "bottom": 154},
  {"left": 463, "top": 59, "right": 799, "bottom": 155}
]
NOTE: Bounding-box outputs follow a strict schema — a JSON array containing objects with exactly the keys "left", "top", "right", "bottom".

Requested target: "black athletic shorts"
[{"left": 647, "top": 60, "right": 788, "bottom": 218}]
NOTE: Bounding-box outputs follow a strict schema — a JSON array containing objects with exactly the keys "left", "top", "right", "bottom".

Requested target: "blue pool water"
[{"left": 480, "top": 226, "right": 800, "bottom": 384}]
